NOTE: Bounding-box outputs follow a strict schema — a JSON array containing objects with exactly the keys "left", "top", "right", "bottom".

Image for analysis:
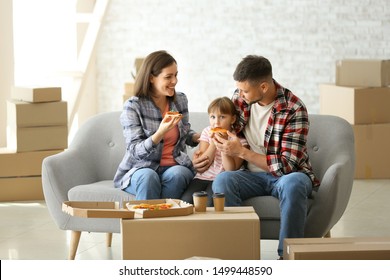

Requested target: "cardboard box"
[
  {"left": 336, "top": 59, "right": 390, "bottom": 87},
  {"left": 134, "top": 57, "right": 144, "bottom": 73},
  {"left": 0, "top": 176, "right": 44, "bottom": 201},
  {"left": 12, "top": 86, "right": 62, "bottom": 103},
  {"left": 320, "top": 84, "right": 390, "bottom": 124},
  {"left": 0, "top": 149, "right": 63, "bottom": 177},
  {"left": 7, "top": 100, "right": 67, "bottom": 127},
  {"left": 121, "top": 207, "right": 260, "bottom": 260},
  {"left": 124, "top": 82, "right": 135, "bottom": 95},
  {"left": 353, "top": 123, "right": 390, "bottom": 179},
  {"left": 62, "top": 201, "right": 135, "bottom": 219},
  {"left": 63, "top": 199, "right": 193, "bottom": 219},
  {"left": 7, "top": 125, "right": 68, "bottom": 152},
  {"left": 284, "top": 237, "right": 390, "bottom": 260}
]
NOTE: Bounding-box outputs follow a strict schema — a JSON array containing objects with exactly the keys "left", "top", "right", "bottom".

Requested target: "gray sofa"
[{"left": 42, "top": 111, "right": 355, "bottom": 259}]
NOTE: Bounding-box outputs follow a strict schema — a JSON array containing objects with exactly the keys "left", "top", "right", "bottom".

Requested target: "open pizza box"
[
  {"left": 62, "top": 199, "right": 193, "bottom": 219},
  {"left": 62, "top": 201, "right": 135, "bottom": 219},
  {"left": 124, "top": 198, "right": 193, "bottom": 218}
]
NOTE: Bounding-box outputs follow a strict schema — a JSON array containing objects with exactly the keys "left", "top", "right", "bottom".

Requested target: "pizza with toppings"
[
  {"left": 131, "top": 203, "right": 173, "bottom": 211},
  {"left": 166, "top": 111, "right": 181, "bottom": 117},
  {"left": 210, "top": 127, "right": 228, "bottom": 134}
]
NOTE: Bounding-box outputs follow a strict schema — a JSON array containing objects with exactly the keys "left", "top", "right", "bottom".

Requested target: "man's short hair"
[{"left": 233, "top": 55, "right": 272, "bottom": 85}]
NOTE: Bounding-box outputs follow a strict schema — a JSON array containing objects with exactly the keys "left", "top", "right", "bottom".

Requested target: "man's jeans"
[
  {"left": 123, "top": 166, "right": 194, "bottom": 200},
  {"left": 212, "top": 170, "right": 312, "bottom": 257}
]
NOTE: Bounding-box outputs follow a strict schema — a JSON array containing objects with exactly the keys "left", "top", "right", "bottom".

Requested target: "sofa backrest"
[{"left": 69, "top": 111, "right": 354, "bottom": 183}]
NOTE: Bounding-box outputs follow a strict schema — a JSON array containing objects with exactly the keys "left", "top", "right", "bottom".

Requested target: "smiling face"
[{"left": 150, "top": 62, "right": 178, "bottom": 98}]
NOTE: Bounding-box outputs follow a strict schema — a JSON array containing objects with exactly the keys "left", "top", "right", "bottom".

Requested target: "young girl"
[{"left": 181, "top": 97, "right": 248, "bottom": 205}]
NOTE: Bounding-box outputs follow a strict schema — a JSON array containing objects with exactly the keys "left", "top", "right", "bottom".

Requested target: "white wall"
[
  {"left": 0, "top": 0, "right": 14, "bottom": 147},
  {"left": 96, "top": 0, "right": 390, "bottom": 115}
]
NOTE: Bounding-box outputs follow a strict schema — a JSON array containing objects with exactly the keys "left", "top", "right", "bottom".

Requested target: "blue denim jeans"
[
  {"left": 212, "top": 170, "right": 312, "bottom": 257},
  {"left": 123, "top": 166, "right": 194, "bottom": 200}
]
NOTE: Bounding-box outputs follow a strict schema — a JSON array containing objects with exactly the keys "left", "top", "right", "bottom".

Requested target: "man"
[{"left": 198, "top": 55, "right": 320, "bottom": 259}]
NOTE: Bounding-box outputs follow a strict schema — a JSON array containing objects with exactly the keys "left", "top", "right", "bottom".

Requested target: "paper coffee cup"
[
  {"left": 193, "top": 191, "right": 208, "bottom": 212},
  {"left": 213, "top": 193, "right": 225, "bottom": 212}
]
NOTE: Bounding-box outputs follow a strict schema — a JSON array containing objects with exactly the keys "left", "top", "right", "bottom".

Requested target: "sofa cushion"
[{"left": 68, "top": 180, "right": 135, "bottom": 206}]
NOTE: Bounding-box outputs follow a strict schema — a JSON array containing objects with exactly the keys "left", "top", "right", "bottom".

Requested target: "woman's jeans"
[
  {"left": 212, "top": 170, "right": 312, "bottom": 257},
  {"left": 123, "top": 166, "right": 194, "bottom": 200}
]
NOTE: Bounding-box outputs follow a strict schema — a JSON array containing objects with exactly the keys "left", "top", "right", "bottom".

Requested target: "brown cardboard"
[
  {"left": 121, "top": 206, "right": 260, "bottom": 260},
  {"left": 353, "top": 123, "right": 390, "bottom": 179},
  {"left": 62, "top": 201, "right": 135, "bottom": 219},
  {"left": 126, "top": 199, "right": 193, "bottom": 218},
  {"left": 0, "top": 176, "right": 43, "bottom": 201},
  {"left": 319, "top": 84, "right": 390, "bottom": 124},
  {"left": 284, "top": 237, "right": 390, "bottom": 260},
  {"left": 134, "top": 57, "right": 144, "bottom": 73},
  {"left": 12, "top": 86, "right": 62, "bottom": 103},
  {"left": 336, "top": 59, "right": 390, "bottom": 87},
  {"left": 124, "top": 82, "right": 135, "bottom": 95},
  {"left": 7, "top": 125, "right": 68, "bottom": 152},
  {"left": 0, "top": 149, "right": 63, "bottom": 177},
  {"left": 7, "top": 100, "right": 67, "bottom": 127}
]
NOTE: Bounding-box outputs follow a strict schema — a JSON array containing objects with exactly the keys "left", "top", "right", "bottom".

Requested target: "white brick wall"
[{"left": 96, "top": 0, "right": 390, "bottom": 114}]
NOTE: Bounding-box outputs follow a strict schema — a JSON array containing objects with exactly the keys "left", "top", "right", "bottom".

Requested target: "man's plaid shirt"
[{"left": 232, "top": 80, "right": 320, "bottom": 188}]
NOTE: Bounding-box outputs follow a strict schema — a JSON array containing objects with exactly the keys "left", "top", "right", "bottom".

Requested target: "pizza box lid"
[{"left": 62, "top": 201, "right": 135, "bottom": 219}]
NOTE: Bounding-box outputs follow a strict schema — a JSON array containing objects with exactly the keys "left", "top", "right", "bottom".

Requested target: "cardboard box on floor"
[
  {"left": 284, "top": 237, "right": 390, "bottom": 260},
  {"left": 336, "top": 59, "right": 390, "bottom": 87},
  {"left": 319, "top": 84, "right": 390, "bottom": 124},
  {"left": 353, "top": 123, "right": 390, "bottom": 179},
  {"left": 7, "top": 100, "right": 67, "bottom": 127},
  {"left": 12, "top": 86, "right": 62, "bottom": 103},
  {"left": 0, "top": 148, "right": 63, "bottom": 177},
  {"left": 121, "top": 207, "right": 260, "bottom": 260},
  {"left": 0, "top": 176, "right": 44, "bottom": 201},
  {"left": 7, "top": 125, "right": 68, "bottom": 152}
]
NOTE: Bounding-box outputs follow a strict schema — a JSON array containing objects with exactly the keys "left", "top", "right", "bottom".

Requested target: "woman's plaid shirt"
[
  {"left": 232, "top": 80, "right": 320, "bottom": 188},
  {"left": 113, "top": 92, "right": 197, "bottom": 189}
]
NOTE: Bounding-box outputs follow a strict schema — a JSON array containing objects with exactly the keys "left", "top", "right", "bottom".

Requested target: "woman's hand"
[
  {"left": 192, "top": 150, "right": 210, "bottom": 173},
  {"left": 152, "top": 114, "right": 182, "bottom": 144}
]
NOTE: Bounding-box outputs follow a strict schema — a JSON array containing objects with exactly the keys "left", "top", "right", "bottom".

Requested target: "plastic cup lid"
[
  {"left": 193, "top": 191, "right": 208, "bottom": 197},
  {"left": 212, "top": 192, "right": 225, "bottom": 198}
]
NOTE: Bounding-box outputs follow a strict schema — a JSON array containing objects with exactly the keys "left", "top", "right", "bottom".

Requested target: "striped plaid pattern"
[
  {"left": 113, "top": 92, "right": 197, "bottom": 189},
  {"left": 232, "top": 80, "right": 320, "bottom": 187}
]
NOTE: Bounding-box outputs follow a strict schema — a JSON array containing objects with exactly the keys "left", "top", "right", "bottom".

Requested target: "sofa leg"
[
  {"left": 324, "top": 231, "right": 331, "bottom": 238},
  {"left": 106, "top": 233, "right": 113, "bottom": 247},
  {"left": 69, "top": 231, "right": 82, "bottom": 260}
]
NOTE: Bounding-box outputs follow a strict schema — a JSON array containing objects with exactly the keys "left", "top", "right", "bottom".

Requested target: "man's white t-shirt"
[{"left": 243, "top": 101, "right": 274, "bottom": 172}]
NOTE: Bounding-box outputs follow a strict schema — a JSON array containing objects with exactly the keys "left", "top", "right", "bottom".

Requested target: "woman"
[{"left": 113, "top": 50, "right": 199, "bottom": 200}]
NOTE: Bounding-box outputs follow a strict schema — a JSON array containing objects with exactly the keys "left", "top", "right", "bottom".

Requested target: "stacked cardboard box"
[
  {"left": 0, "top": 87, "right": 66, "bottom": 201},
  {"left": 123, "top": 57, "right": 144, "bottom": 102},
  {"left": 320, "top": 59, "right": 390, "bottom": 179}
]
